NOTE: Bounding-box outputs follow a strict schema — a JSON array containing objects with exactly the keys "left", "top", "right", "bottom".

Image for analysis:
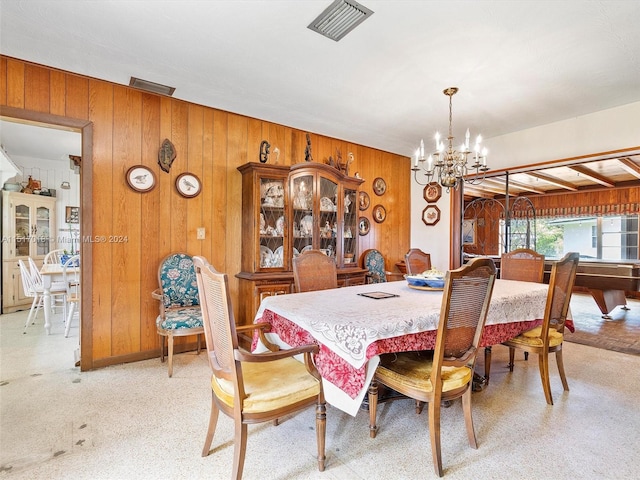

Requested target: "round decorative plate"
[
  {"left": 358, "top": 217, "right": 370, "bottom": 236},
  {"left": 373, "top": 177, "right": 386, "bottom": 196},
  {"left": 126, "top": 165, "right": 156, "bottom": 193},
  {"left": 372, "top": 204, "right": 386, "bottom": 223},
  {"left": 176, "top": 172, "right": 202, "bottom": 198},
  {"left": 358, "top": 191, "right": 370, "bottom": 211}
]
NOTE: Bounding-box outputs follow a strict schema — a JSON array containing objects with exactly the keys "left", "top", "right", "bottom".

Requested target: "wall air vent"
[
  {"left": 307, "top": 0, "right": 373, "bottom": 42},
  {"left": 129, "top": 77, "right": 176, "bottom": 96}
]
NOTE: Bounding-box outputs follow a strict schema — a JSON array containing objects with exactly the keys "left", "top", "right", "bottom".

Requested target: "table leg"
[{"left": 42, "top": 276, "right": 52, "bottom": 335}]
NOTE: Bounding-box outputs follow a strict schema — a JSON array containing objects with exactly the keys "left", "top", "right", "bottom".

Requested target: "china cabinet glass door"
[
  {"left": 291, "top": 174, "right": 314, "bottom": 257},
  {"left": 259, "top": 176, "right": 286, "bottom": 269},
  {"left": 343, "top": 187, "right": 358, "bottom": 265},
  {"left": 318, "top": 176, "right": 338, "bottom": 259},
  {"left": 35, "top": 205, "right": 52, "bottom": 256},
  {"left": 14, "top": 202, "right": 31, "bottom": 257}
]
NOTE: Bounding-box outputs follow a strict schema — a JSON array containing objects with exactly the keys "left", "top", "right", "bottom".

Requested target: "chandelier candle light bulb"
[{"left": 412, "top": 87, "right": 489, "bottom": 189}]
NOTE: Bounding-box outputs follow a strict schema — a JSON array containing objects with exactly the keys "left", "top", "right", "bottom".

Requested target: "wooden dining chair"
[
  {"left": 484, "top": 248, "right": 546, "bottom": 383},
  {"left": 502, "top": 252, "right": 579, "bottom": 405},
  {"left": 404, "top": 248, "right": 433, "bottom": 275},
  {"left": 292, "top": 249, "right": 338, "bottom": 292},
  {"left": 193, "top": 256, "right": 326, "bottom": 479},
  {"left": 151, "top": 252, "right": 204, "bottom": 377},
  {"left": 368, "top": 257, "right": 497, "bottom": 477}
]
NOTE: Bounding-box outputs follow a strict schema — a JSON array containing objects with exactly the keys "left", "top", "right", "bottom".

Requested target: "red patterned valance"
[{"left": 537, "top": 203, "right": 640, "bottom": 218}]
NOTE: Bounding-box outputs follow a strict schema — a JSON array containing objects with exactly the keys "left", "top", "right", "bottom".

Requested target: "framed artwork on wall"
[
  {"left": 358, "top": 217, "right": 370, "bottom": 236},
  {"left": 462, "top": 219, "right": 477, "bottom": 245},
  {"left": 423, "top": 182, "right": 442, "bottom": 203},
  {"left": 65, "top": 206, "right": 79, "bottom": 224},
  {"left": 373, "top": 177, "right": 386, "bottom": 196},
  {"left": 372, "top": 204, "right": 386, "bottom": 223},
  {"left": 422, "top": 205, "right": 441, "bottom": 226},
  {"left": 358, "top": 191, "right": 370, "bottom": 211},
  {"left": 126, "top": 165, "right": 156, "bottom": 193},
  {"left": 176, "top": 172, "right": 202, "bottom": 198}
]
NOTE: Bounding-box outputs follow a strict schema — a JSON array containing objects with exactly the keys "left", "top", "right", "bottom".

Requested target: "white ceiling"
[{"left": 1, "top": 0, "right": 640, "bottom": 160}]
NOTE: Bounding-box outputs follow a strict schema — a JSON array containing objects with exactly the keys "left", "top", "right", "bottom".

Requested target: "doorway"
[{"left": 0, "top": 106, "right": 93, "bottom": 370}]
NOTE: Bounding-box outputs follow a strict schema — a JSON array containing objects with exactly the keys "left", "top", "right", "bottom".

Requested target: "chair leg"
[
  {"left": 462, "top": 387, "right": 478, "bottom": 449},
  {"left": 23, "top": 296, "right": 41, "bottom": 333},
  {"left": 508, "top": 346, "right": 516, "bottom": 371},
  {"left": 368, "top": 380, "right": 379, "bottom": 438},
  {"left": 167, "top": 334, "right": 174, "bottom": 377},
  {"left": 484, "top": 346, "right": 492, "bottom": 385},
  {"left": 159, "top": 335, "right": 166, "bottom": 362},
  {"left": 201, "top": 394, "right": 220, "bottom": 457},
  {"left": 428, "top": 395, "right": 443, "bottom": 477},
  {"left": 556, "top": 347, "right": 569, "bottom": 391},
  {"left": 231, "top": 417, "right": 248, "bottom": 480},
  {"left": 538, "top": 352, "right": 553, "bottom": 405},
  {"left": 316, "top": 396, "right": 327, "bottom": 472},
  {"left": 65, "top": 302, "right": 76, "bottom": 337}
]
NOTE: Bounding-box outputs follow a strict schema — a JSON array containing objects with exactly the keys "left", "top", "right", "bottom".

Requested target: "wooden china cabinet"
[{"left": 236, "top": 162, "right": 367, "bottom": 326}]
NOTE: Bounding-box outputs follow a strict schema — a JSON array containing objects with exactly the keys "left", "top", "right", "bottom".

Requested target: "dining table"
[
  {"left": 40, "top": 263, "right": 79, "bottom": 335},
  {"left": 252, "top": 278, "right": 569, "bottom": 416}
]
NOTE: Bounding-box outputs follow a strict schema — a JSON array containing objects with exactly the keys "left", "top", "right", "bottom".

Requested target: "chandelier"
[{"left": 412, "top": 87, "right": 489, "bottom": 189}]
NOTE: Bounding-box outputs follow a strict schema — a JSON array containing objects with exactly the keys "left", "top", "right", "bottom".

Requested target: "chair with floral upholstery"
[
  {"left": 151, "top": 252, "right": 204, "bottom": 377},
  {"left": 360, "top": 248, "right": 404, "bottom": 283}
]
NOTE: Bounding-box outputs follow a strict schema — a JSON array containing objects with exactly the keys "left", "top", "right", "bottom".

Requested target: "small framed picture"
[
  {"left": 422, "top": 205, "right": 441, "bottom": 226},
  {"left": 65, "top": 206, "right": 79, "bottom": 224},
  {"left": 372, "top": 204, "right": 386, "bottom": 223},
  {"left": 462, "top": 219, "right": 477, "bottom": 245},
  {"left": 358, "top": 191, "right": 370, "bottom": 211},
  {"left": 126, "top": 165, "right": 156, "bottom": 193},
  {"left": 358, "top": 216, "right": 370, "bottom": 236},
  {"left": 176, "top": 172, "right": 202, "bottom": 198},
  {"left": 423, "top": 182, "right": 442, "bottom": 203},
  {"left": 373, "top": 177, "right": 386, "bottom": 196}
]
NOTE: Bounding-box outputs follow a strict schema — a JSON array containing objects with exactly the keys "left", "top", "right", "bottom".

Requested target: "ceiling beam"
[
  {"left": 524, "top": 172, "right": 578, "bottom": 191},
  {"left": 618, "top": 157, "right": 640, "bottom": 179},
  {"left": 485, "top": 177, "right": 547, "bottom": 195},
  {"left": 568, "top": 164, "right": 615, "bottom": 187}
]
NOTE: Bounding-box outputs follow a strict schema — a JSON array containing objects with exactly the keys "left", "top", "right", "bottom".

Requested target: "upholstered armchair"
[
  {"left": 360, "top": 249, "right": 404, "bottom": 283},
  {"left": 151, "top": 253, "right": 204, "bottom": 377}
]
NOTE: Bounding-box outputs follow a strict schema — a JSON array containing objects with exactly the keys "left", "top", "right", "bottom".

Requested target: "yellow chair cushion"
[
  {"left": 211, "top": 357, "right": 320, "bottom": 414},
  {"left": 376, "top": 352, "right": 472, "bottom": 393},
  {"left": 507, "top": 326, "right": 564, "bottom": 348}
]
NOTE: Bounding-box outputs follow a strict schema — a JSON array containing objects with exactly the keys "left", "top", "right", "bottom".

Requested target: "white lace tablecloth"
[{"left": 253, "top": 279, "right": 549, "bottom": 415}]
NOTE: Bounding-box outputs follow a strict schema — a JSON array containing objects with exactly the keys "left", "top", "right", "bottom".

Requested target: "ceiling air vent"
[
  {"left": 129, "top": 77, "right": 176, "bottom": 96},
  {"left": 307, "top": 0, "right": 373, "bottom": 42}
]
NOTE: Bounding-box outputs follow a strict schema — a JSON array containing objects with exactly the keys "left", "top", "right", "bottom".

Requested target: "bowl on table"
[{"left": 405, "top": 274, "right": 445, "bottom": 289}]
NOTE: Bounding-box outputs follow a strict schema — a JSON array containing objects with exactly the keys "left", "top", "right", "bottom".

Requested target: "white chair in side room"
[
  {"left": 62, "top": 254, "right": 80, "bottom": 337},
  {"left": 19, "top": 259, "right": 66, "bottom": 333}
]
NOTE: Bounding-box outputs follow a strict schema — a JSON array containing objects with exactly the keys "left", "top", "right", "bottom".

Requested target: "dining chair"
[
  {"left": 62, "top": 254, "right": 80, "bottom": 337},
  {"left": 360, "top": 248, "right": 404, "bottom": 283},
  {"left": 484, "top": 248, "right": 545, "bottom": 384},
  {"left": 18, "top": 259, "right": 67, "bottom": 333},
  {"left": 368, "top": 257, "right": 497, "bottom": 477},
  {"left": 502, "top": 251, "right": 579, "bottom": 405},
  {"left": 193, "top": 256, "right": 326, "bottom": 480},
  {"left": 404, "top": 248, "right": 433, "bottom": 275},
  {"left": 292, "top": 249, "right": 338, "bottom": 292},
  {"left": 151, "top": 252, "right": 204, "bottom": 377},
  {"left": 43, "top": 248, "right": 66, "bottom": 264}
]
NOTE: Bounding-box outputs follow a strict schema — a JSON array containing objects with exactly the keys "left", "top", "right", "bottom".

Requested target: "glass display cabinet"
[{"left": 236, "top": 162, "right": 366, "bottom": 326}]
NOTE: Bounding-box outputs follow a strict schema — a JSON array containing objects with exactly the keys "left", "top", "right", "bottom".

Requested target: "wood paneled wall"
[{"left": 0, "top": 56, "right": 411, "bottom": 369}]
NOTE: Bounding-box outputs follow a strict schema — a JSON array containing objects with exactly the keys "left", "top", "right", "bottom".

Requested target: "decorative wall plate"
[
  {"left": 358, "top": 216, "right": 370, "bottom": 236},
  {"left": 176, "top": 172, "right": 202, "bottom": 198},
  {"left": 423, "top": 182, "right": 442, "bottom": 203},
  {"left": 126, "top": 165, "right": 156, "bottom": 193},
  {"left": 358, "top": 191, "right": 370, "bottom": 211},
  {"left": 372, "top": 204, "right": 386, "bottom": 223},
  {"left": 373, "top": 177, "right": 386, "bottom": 196},
  {"left": 422, "top": 205, "right": 441, "bottom": 226}
]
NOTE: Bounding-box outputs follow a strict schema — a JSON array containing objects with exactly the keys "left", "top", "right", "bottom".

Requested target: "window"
[{"left": 536, "top": 215, "right": 638, "bottom": 260}]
